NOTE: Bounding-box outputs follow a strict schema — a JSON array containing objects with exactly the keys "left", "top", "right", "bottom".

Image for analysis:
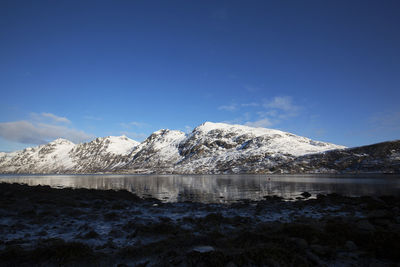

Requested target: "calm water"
[{"left": 0, "top": 174, "right": 399, "bottom": 203}]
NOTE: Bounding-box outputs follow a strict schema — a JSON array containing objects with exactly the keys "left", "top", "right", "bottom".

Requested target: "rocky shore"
[{"left": 0, "top": 183, "right": 399, "bottom": 266}]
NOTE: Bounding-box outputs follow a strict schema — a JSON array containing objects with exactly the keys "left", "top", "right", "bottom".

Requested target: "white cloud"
[
  {"left": 241, "top": 103, "right": 259, "bottom": 107},
  {"left": 0, "top": 120, "right": 93, "bottom": 144},
  {"left": 218, "top": 104, "right": 237, "bottom": 112},
  {"left": 219, "top": 96, "right": 303, "bottom": 128},
  {"left": 263, "top": 96, "right": 300, "bottom": 112},
  {"left": 130, "top": 121, "right": 147, "bottom": 127},
  {"left": 257, "top": 110, "right": 278, "bottom": 117},
  {"left": 30, "top": 112, "right": 70, "bottom": 124},
  {"left": 222, "top": 112, "right": 251, "bottom": 125},
  {"left": 120, "top": 121, "right": 148, "bottom": 128},
  {"left": 41, "top": 113, "right": 70, "bottom": 123},
  {"left": 260, "top": 96, "right": 302, "bottom": 120},
  {"left": 244, "top": 118, "right": 274, "bottom": 128}
]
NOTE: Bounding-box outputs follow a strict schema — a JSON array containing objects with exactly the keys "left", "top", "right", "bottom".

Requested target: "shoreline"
[
  {"left": 1, "top": 183, "right": 399, "bottom": 266},
  {"left": 1, "top": 172, "right": 400, "bottom": 176}
]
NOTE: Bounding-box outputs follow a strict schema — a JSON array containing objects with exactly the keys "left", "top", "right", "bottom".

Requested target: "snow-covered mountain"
[
  {"left": 118, "top": 122, "right": 345, "bottom": 174},
  {"left": 176, "top": 122, "right": 345, "bottom": 173},
  {"left": 1, "top": 121, "right": 397, "bottom": 174},
  {"left": 124, "top": 129, "right": 187, "bottom": 173},
  {"left": 69, "top": 135, "right": 140, "bottom": 173},
  {"left": 0, "top": 135, "right": 139, "bottom": 174},
  {"left": 0, "top": 138, "right": 76, "bottom": 173}
]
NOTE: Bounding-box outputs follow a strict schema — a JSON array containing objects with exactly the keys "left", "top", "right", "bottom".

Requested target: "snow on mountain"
[
  {"left": 119, "top": 122, "right": 345, "bottom": 174},
  {"left": 173, "top": 122, "right": 345, "bottom": 173},
  {"left": 0, "top": 122, "right": 354, "bottom": 174},
  {"left": 0, "top": 138, "right": 76, "bottom": 173},
  {"left": 183, "top": 122, "right": 344, "bottom": 157},
  {"left": 122, "top": 129, "right": 187, "bottom": 173},
  {"left": 69, "top": 135, "right": 140, "bottom": 172},
  {"left": 103, "top": 135, "right": 140, "bottom": 155},
  {"left": 0, "top": 136, "right": 139, "bottom": 174}
]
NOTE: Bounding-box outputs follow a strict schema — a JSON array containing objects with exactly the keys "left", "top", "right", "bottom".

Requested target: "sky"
[{"left": 1, "top": 0, "right": 399, "bottom": 152}]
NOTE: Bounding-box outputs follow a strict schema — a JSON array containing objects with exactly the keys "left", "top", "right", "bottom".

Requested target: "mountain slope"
[
  {"left": 0, "top": 138, "right": 76, "bottom": 173},
  {"left": 121, "top": 129, "right": 186, "bottom": 173},
  {"left": 172, "top": 122, "right": 345, "bottom": 173},
  {"left": 118, "top": 122, "right": 345, "bottom": 174},
  {"left": 278, "top": 140, "right": 400, "bottom": 174},
  {"left": 69, "top": 135, "right": 140, "bottom": 173},
  {"left": 0, "top": 136, "right": 139, "bottom": 174},
  {"left": 1, "top": 122, "right": 398, "bottom": 174}
]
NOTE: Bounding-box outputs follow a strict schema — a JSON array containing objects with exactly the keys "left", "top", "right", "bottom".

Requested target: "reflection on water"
[{"left": 0, "top": 174, "right": 399, "bottom": 203}]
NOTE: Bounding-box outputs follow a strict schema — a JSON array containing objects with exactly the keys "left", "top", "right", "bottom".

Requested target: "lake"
[{"left": 0, "top": 174, "right": 399, "bottom": 203}]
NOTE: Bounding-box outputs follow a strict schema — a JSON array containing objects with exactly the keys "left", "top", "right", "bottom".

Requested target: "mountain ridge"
[{"left": 0, "top": 122, "right": 398, "bottom": 174}]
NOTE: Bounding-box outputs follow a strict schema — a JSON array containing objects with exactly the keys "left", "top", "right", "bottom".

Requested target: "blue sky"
[{"left": 1, "top": 0, "right": 399, "bottom": 151}]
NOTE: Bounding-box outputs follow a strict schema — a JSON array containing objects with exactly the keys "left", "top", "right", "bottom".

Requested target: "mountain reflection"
[{"left": 0, "top": 174, "right": 399, "bottom": 203}]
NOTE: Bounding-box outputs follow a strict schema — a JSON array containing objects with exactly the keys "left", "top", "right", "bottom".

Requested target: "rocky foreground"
[{"left": 0, "top": 183, "right": 399, "bottom": 266}]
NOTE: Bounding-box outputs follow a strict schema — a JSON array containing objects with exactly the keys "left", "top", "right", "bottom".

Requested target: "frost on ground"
[{"left": 0, "top": 183, "right": 399, "bottom": 266}]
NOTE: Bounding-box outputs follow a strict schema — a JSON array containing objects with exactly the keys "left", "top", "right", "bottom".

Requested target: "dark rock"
[
  {"left": 306, "top": 251, "right": 325, "bottom": 265},
  {"left": 373, "top": 219, "right": 392, "bottom": 227},
  {"left": 345, "top": 240, "right": 357, "bottom": 251},
  {"left": 310, "top": 244, "right": 330, "bottom": 256},
  {"left": 367, "top": 210, "right": 390, "bottom": 219},
  {"left": 389, "top": 223, "right": 400, "bottom": 232},
  {"left": 225, "top": 262, "right": 237, "bottom": 267},
  {"left": 81, "top": 230, "right": 99, "bottom": 239},
  {"left": 291, "top": 237, "right": 308, "bottom": 250},
  {"left": 192, "top": 246, "right": 215, "bottom": 253},
  {"left": 301, "top": 192, "right": 312, "bottom": 198},
  {"left": 356, "top": 220, "right": 375, "bottom": 231}
]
